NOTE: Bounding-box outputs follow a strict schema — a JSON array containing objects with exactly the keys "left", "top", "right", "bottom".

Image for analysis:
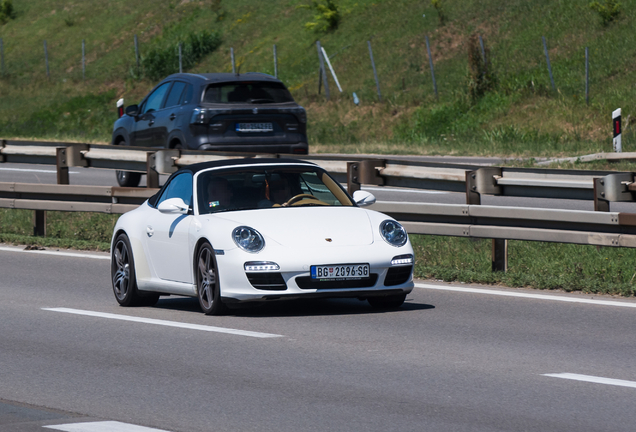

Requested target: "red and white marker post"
[
  {"left": 117, "top": 98, "right": 124, "bottom": 118},
  {"left": 613, "top": 108, "right": 622, "bottom": 153}
]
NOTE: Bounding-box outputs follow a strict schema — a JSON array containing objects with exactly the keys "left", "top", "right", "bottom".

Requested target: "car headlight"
[
  {"left": 380, "top": 220, "right": 408, "bottom": 247},
  {"left": 233, "top": 226, "right": 265, "bottom": 253}
]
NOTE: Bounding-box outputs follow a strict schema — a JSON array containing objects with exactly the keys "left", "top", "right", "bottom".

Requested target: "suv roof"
[{"left": 164, "top": 72, "right": 280, "bottom": 84}]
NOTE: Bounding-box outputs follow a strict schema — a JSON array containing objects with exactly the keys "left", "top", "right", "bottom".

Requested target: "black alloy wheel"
[
  {"left": 111, "top": 233, "right": 159, "bottom": 306},
  {"left": 196, "top": 243, "right": 227, "bottom": 315}
]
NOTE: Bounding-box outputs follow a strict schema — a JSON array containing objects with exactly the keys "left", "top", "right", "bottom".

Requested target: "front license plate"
[
  {"left": 236, "top": 122, "right": 274, "bottom": 132},
  {"left": 311, "top": 264, "right": 370, "bottom": 280}
]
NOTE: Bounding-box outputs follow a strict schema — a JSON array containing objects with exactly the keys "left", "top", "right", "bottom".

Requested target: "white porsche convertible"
[{"left": 111, "top": 159, "right": 414, "bottom": 314}]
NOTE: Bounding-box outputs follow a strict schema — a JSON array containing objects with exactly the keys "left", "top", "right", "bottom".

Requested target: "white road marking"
[
  {"left": 415, "top": 283, "right": 636, "bottom": 308},
  {"left": 0, "top": 246, "right": 110, "bottom": 260},
  {"left": 542, "top": 373, "right": 636, "bottom": 389},
  {"left": 0, "top": 167, "right": 79, "bottom": 174},
  {"left": 363, "top": 186, "right": 447, "bottom": 195},
  {"left": 43, "top": 307, "right": 284, "bottom": 339},
  {"left": 44, "top": 420, "right": 172, "bottom": 432}
]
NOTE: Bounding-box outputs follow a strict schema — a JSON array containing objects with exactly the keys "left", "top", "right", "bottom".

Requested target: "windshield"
[
  {"left": 197, "top": 167, "right": 353, "bottom": 214},
  {"left": 203, "top": 81, "right": 294, "bottom": 104}
]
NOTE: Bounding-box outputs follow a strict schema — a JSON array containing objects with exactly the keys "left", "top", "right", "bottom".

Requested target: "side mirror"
[
  {"left": 352, "top": 190, "right": 376, "bottom": 207},
  {"left": 158, "top": 197, "right": 189, "bottom": 214},
  {"left": 125, "top": 104, "right": 139, "bottom": 117}
]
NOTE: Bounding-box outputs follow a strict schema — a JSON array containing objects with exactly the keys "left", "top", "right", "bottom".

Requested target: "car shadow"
[{"left": 152, "top": 296, "right": 434, "bottom": 318}]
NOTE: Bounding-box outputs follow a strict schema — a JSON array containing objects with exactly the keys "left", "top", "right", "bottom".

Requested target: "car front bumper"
[{"left": 215, "top": 244, "right": 414, "bottom": 303}]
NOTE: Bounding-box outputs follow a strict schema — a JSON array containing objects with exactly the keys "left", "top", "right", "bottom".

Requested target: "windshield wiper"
[{"left": 248, "top": 98, "right": 275, "bottom": 104}]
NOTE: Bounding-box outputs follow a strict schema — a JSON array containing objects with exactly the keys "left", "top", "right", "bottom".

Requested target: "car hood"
[{"left": 213, "top": 207, "right": 374, "bottom": 248}]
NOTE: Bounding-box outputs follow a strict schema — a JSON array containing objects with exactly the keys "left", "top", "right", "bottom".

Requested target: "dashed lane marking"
[
  {"left": 0, "top": 167, "right": 79, "bottom": 174},
  {"left": 44, "top": 420, "right": 172, "bottom": 432},
  {"left": 42, "top": 307, "right": 284, "bottom": 339},
  {"left": 542, "top": 373, "right": 636, "bottom": 389}
]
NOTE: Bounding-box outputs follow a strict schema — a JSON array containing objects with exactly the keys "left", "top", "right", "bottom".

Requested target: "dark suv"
[{"left": 111, "top": 72, "right": 308, "bottom": 186}]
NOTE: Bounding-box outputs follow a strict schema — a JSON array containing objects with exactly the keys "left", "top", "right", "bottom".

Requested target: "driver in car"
[{"left": 258, "top": 176, "right": 292, "bottom": 207}]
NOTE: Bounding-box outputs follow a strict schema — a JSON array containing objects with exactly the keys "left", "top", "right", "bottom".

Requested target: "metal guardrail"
[
  {"left": 4, "top": 139, "right": 636, "bottom": 271},
  {"left": 3, "top": 139, "right": 636, "bottom": 209}
]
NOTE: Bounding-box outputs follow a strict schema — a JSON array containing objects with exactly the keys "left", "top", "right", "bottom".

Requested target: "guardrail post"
[
  {"left": 0, "top": 139, "right": 5, "bottom": 162},
  {"left": 594, "top": 173, "right": 635, "bottom": 212},
  {"left": 466, "top": 168, "right": 507, "bottom": 272},
  {"left": 33, "top": 210, "right": 46, "bottom": 237},
  {"left": 347, "top": 160, "right": 385, "bottom": 195},
  {"left": 146, "top": 152, "right": 159, "bottom": 189},
  {"left": 465, "top": 167, "right": 502, "bottom": 205},
  {"left": 492, "top": 239, "right": 508, "bottom": 272},
  {"left": 347, "top": 162, "right": 361, "bottom": 194},
  {"left": 56, "top": 147, "right": 69, "bottom": 185}
]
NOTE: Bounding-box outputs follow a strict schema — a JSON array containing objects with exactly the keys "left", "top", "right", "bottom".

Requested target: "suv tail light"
[{"left": 190, "top": 108, "right": 233, "bottom": 124}]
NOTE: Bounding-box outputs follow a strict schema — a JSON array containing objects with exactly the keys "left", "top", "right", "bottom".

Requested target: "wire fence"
[{"left": 0, "top": 34, "right": 595, "bottom": 102}]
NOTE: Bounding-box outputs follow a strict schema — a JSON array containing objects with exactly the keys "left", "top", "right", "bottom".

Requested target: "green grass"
[
  {"left": 412, "top": 235, "right": 636, "bottom": 296},
  {"left": 2, "top": 0, "right": 636, "bottom": 155},
  {"left": 0, "top": 209, "right": 117, "bottom": 250}
]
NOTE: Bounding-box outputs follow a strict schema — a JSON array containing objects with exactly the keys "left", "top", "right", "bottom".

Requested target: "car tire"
[
  {"left": 114, "top": 138, "right": 142, "bottom": 187},
  {"left": 196, "top": 243, "right": 227, "bottom": 315},
  {"left": 116, "top": 170, "right": 142, "bottom": 188},
  {"left": 111, "top": 233, "right": 146, "bottom": 306},
  {"left": 367, "top": 293, "right": 407, "bottom": 309}
]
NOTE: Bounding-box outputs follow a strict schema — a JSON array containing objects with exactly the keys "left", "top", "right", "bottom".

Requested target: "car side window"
[
  {"left": 164, "top": 81, "right": 187, "bottom": 108},
  {"left": 142, "top": 82, "right": 171, "bottom": 114},
  {"left": 180, "top": 84, "right": 193, "bottom": 105},
  {"left": 156, "top": 172, "right": 193, "bottom": 208}
]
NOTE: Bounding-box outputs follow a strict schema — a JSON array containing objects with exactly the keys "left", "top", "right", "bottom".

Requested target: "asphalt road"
[
  {"left": 4, "top": 162, "right": 636, "bottom": 212},
  {"left": 2, "top": 246, "right": 636, "bottom": 431}
]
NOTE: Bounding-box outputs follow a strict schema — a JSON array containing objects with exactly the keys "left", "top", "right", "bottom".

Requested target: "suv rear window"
[{"left": 203, "top": 81, "right": 294, "bottom": 104}]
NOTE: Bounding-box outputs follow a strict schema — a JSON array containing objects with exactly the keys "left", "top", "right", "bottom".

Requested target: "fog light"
[
  {"left": 391, "top": 254, "right": 413, "bottom": 266},
  {"left": 244, "top": 261, "right": 280, "bottom": 272}
]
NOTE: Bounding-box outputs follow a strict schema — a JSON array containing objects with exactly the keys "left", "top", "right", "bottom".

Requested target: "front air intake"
[{"left": 246, "top": 273, "right": 287, "bottom": 290}]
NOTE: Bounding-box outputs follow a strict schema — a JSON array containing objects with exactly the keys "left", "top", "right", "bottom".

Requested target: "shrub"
[
  {"left": 467, "top": 34, "right": 497, "bottom": 101},
  {"left": 141, "top": 31, "right": 222, "bottom": 81},
  {"left": 0, "top": 0, "right": 15, "bottom": 25},
  {"left": 300, "top": 0, "right": 341, "bottom": 33},
  {"left": 589, "top": 0, "right": 621, "bottom": 26},
  {"left": 431, "top": 0, "right": 447, "bottom": 26}
]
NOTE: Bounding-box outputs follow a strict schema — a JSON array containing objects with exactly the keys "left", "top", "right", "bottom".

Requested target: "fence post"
[
  {"left": 44, "top": 40, "right": 50, "bottom": 79},
  {"left": 425, "top": 35, "right": 438, "bottom": 99},
  {"left": 316, "top": 41, "right": 330, "bottom": 101},
  {"left": 1, "top": 38, "right": 4, "bottom": 76},
  {"left": 231, "top": 48, "right": 236, "bottom": 74},
  {"left": 178, "top": 42, "right": 183, "bottom": 73},
  {"left": 585, "top": 47, "right": 589, "bottom": 105},
  {"left": 367, "top": 41, "right": 381, "bottom": 101},
  {"left": 542, "top": 36, "right": 556, "bottom": 92},
  {"left": 82, "top": 39, "right": 85, "bottom": 81},
  {"left": 478, "top": 35, "right": 487, "bottom": 81},
  {"left": 134, "top": 35, "right": 140, "bottom": 78},
  {"left": 273, "top": 44, "right": 278, "bottom": 79}
]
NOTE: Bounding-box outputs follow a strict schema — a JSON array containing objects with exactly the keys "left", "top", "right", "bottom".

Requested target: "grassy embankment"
[{"left": 3, "top": 0, "right": 636, "bottom": 295}]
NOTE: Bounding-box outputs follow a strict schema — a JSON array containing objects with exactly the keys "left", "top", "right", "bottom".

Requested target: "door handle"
[
  {"left": 169, "top": 114, "right": 176, "bottom": 120},
  {"left": 148, "top": 120, "right": 155, "bottom": 126},
  {"left": 146, "top": 226, "right": 154, "bottom": 237}
]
